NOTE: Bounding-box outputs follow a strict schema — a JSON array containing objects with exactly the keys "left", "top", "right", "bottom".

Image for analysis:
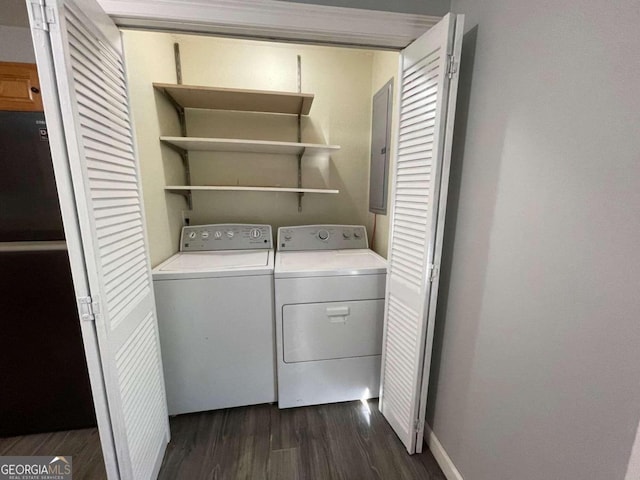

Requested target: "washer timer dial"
[{"left": 249, "top": 228, "right": 262, "bottom": 239}]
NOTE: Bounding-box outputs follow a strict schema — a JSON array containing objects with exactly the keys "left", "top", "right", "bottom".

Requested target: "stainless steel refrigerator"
[{"left": 0, "top": 111, "right": 96, "bottom": 436}]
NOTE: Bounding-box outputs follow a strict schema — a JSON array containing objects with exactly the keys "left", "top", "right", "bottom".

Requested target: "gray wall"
[
  {"left": 0, "top": 26, "right": 35, "bottom": 63},
  {"left": 278, "top": 0, "right": 450, "bottom": 16},
  {"left": 0, "top": 0, "right": 35, "bottom": 63},
  {"left": 428, "top": 1, "right": 640, "bottom": 479},
  {"left": 0, "top": 0, "right": 30, "bottom": 27}
]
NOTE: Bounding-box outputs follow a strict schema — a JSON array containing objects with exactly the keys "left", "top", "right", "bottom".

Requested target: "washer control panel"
[
  {"left": 277, "top": 225, "right": 368, "bottom": 251},
  {"left": 181, "top": 224, "right": 272, "bottom": 251}
]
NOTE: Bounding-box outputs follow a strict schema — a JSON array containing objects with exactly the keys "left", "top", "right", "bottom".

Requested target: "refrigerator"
[{"left": 0, "top": 111, "right": 96, "bottom": 437}]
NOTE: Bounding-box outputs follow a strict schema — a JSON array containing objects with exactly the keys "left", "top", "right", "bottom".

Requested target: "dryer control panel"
[
  {"left": 181, "top": 224, "right": 272, "bottom": 251},
  {"left": 277, "top": 225, "right": 368, "bottom": 251}
]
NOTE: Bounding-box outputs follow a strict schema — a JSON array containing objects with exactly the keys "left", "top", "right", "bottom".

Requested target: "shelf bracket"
[
  {"left": 297, "top": 148, "right": 305, "bottom": 213},
  {"left": 168, "top": 188, "right": 193, "bottom": 209},
  {"left": 157, "top": 87, "right": 185, "bottom": 117},
  {"left": 182, "top": 190, "right": 193, "bottom": 210},
  {"left": 161, "top": 140, "right": 187, "bottom": 157}
]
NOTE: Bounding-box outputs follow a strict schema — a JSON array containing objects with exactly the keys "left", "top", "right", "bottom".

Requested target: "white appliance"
[
  {"left": 274, "top": 225, "right": 387, "bottom": 408},
  {"left": 152, "top": 224, "right": 275, "bottom": 415}
]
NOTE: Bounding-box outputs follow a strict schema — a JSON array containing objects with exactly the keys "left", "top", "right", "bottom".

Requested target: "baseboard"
[{"left": 425, "top": 424, "right": 464, "bottom": 480}]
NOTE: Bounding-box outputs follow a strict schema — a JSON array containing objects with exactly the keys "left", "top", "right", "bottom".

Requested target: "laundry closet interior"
[
  {"left": 125, "top": 31, "right": 399, "bottom": 265},
  {"left": 125, "top": 27, "right": 400, "bottom": 415},
  {"left": 117, "top": 7, "right": 457, "bottom": 445}
]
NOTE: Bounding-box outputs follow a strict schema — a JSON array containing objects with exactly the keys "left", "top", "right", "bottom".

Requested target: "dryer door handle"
[{"left": 326, "top": 306, "right": 350, "bottom": 323}]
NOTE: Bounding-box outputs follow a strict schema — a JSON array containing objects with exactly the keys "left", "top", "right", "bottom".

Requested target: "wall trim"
[
  {"left": 97, "top": 0, "right": 441, "bottom": 49},
  {"left": 425, "top": 424, "right": 464, "bottom": 480},
  {"left": 625, "top": 419, "right": 640, "bottom": 480}
]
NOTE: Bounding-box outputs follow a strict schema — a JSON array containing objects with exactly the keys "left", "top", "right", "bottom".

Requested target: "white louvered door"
[
  {"left": 379, "top": 13, "right": 464, "bottom": 454},
  {"left": 28, "top": 0, "right": 170, "bottom": 478}
]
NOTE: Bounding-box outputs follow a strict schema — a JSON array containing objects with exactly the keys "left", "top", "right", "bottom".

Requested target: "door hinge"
[
  {"left": 447, "top": 54, "right": 457, "bottom": 79},
  {"left": 30, "top": 1, "right": 56, "bottom": 31},
  {"left": 78, "top": 295, "right": 101, "bottom": 322},
  {"left": 428, "top": 264, "right": 439, "bottom": 282}
]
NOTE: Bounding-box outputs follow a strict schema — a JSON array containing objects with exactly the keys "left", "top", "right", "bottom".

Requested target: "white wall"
[
  {"left": 0, "top": 26, "right": 35, "bottom": 63},
  {"left": 122, "top": 31, "right": 186, "bottom": 267},
  {"left": 123, "top": 31, "right": 384, "bottom": 265},
  {"left": 428, "top": 2, "right": 640, "bottom": 480}
]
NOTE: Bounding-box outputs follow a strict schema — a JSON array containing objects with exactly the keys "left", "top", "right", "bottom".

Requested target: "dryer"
[
  {"left": 274, "top": 225, "right": 387, "bottom": 408},
  {"left": 153, "top": 224, "right": 275, "bottom": 415}
]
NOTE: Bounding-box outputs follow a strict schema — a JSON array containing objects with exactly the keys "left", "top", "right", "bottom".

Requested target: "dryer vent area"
[{"left": 121, "top": 30, "right": 400, "bottom": 267}]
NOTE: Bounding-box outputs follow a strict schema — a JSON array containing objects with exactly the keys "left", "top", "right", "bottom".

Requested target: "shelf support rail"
[
  {"left": 173, "top": 42, "right": 192, "bottom": 211},
  {"left": 297, "top": 55, "right": 303, "bottom": 212}
]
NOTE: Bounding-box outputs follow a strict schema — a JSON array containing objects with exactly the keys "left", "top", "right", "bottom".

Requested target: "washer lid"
[
  {"left": 153, "top": 250, "right": 273, "bottom": 279},
  {"left": 274, "top": 249, "right": 387, "bottom": 278}
]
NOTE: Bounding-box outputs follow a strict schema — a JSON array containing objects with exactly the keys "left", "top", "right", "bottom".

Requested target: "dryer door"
[{"left": 283, "top": 300, "right": 384, "bottom": 363}]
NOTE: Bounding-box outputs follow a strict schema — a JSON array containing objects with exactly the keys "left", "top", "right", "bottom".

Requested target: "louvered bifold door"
[
  {"left": 32, "top": 0, "right": 170, "bottom": 478},
  {"left": 379, "top": 13, "right": 463, "bottom": 454}
]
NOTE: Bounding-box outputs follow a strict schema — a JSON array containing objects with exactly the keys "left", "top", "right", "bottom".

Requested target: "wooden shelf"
[
  {"left": 160, "top": 136, "right": 340, "bottom": 155},
  {"left": 153, "top": 83, "right": 314, "bottom": 115},
  {"left": 165, "top": 185, "right": 339, "bottom": 194}
]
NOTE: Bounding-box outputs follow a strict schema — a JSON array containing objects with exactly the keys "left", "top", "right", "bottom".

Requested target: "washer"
[
  {"left": 152, "top": 224, "right": 275, "bottom": 415},
  {"left": 274, "top": 225, "right": 387, "bottom": 408}
]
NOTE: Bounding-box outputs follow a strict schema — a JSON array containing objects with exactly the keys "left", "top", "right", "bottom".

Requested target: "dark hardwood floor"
[
  {"left": 159, "top": 400, "right": 445, "bottom": 480},
  {"left": 0, "top": 400, "right": 445, "bottom": 480},
  {"left": 0, "top": 427, "right": 107, "bottom": 480}
]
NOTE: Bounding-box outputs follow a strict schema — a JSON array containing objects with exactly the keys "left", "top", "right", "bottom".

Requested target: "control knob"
[
  {"left": 201, "top": 231, "right": 210, "bottom": 239},
  {"left": 226, "top": 231, "right": 235, "bottom": 238},
  {"left": 188, "top": 231, "right": 197, "bottom": 239},
  {"left": 214, "top": 231, "right": 222, "bottom": 239},
  {"left": 249, "top": 228, "right": 262, "bottom": 239},
  {"left": 343, "top": 231, "right": 351, "bottom": 239},
  {"left": 318, "top": 230, "right": 330, "bottom": 241},
  {"left": 353, "top": 231, "right": 362, "bottom": 239}
]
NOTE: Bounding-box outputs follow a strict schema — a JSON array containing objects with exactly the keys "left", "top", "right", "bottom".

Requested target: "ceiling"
[{"left": 0, "top": 0, "right": 30, "bottom": 28}]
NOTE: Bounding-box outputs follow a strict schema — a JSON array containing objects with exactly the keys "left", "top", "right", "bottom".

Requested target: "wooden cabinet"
[{"left": 0, "top": 62, "right": 43, "bottom": 112}]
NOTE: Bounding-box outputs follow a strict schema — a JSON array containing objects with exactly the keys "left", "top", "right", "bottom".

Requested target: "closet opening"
[{"left": 122, "top": 30, "right": 400, "bottom": 264}]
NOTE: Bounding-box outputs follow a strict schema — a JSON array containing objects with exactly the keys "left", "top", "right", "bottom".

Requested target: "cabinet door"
[
  {"left": 0, "top": 62, "right": 43, "bottom": 111},
  {"left": 379, "top": 13, "right": 464, "bottom": 454},
  {"left": 28, "top": 0, "right": 170, "bottom": 478}
]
